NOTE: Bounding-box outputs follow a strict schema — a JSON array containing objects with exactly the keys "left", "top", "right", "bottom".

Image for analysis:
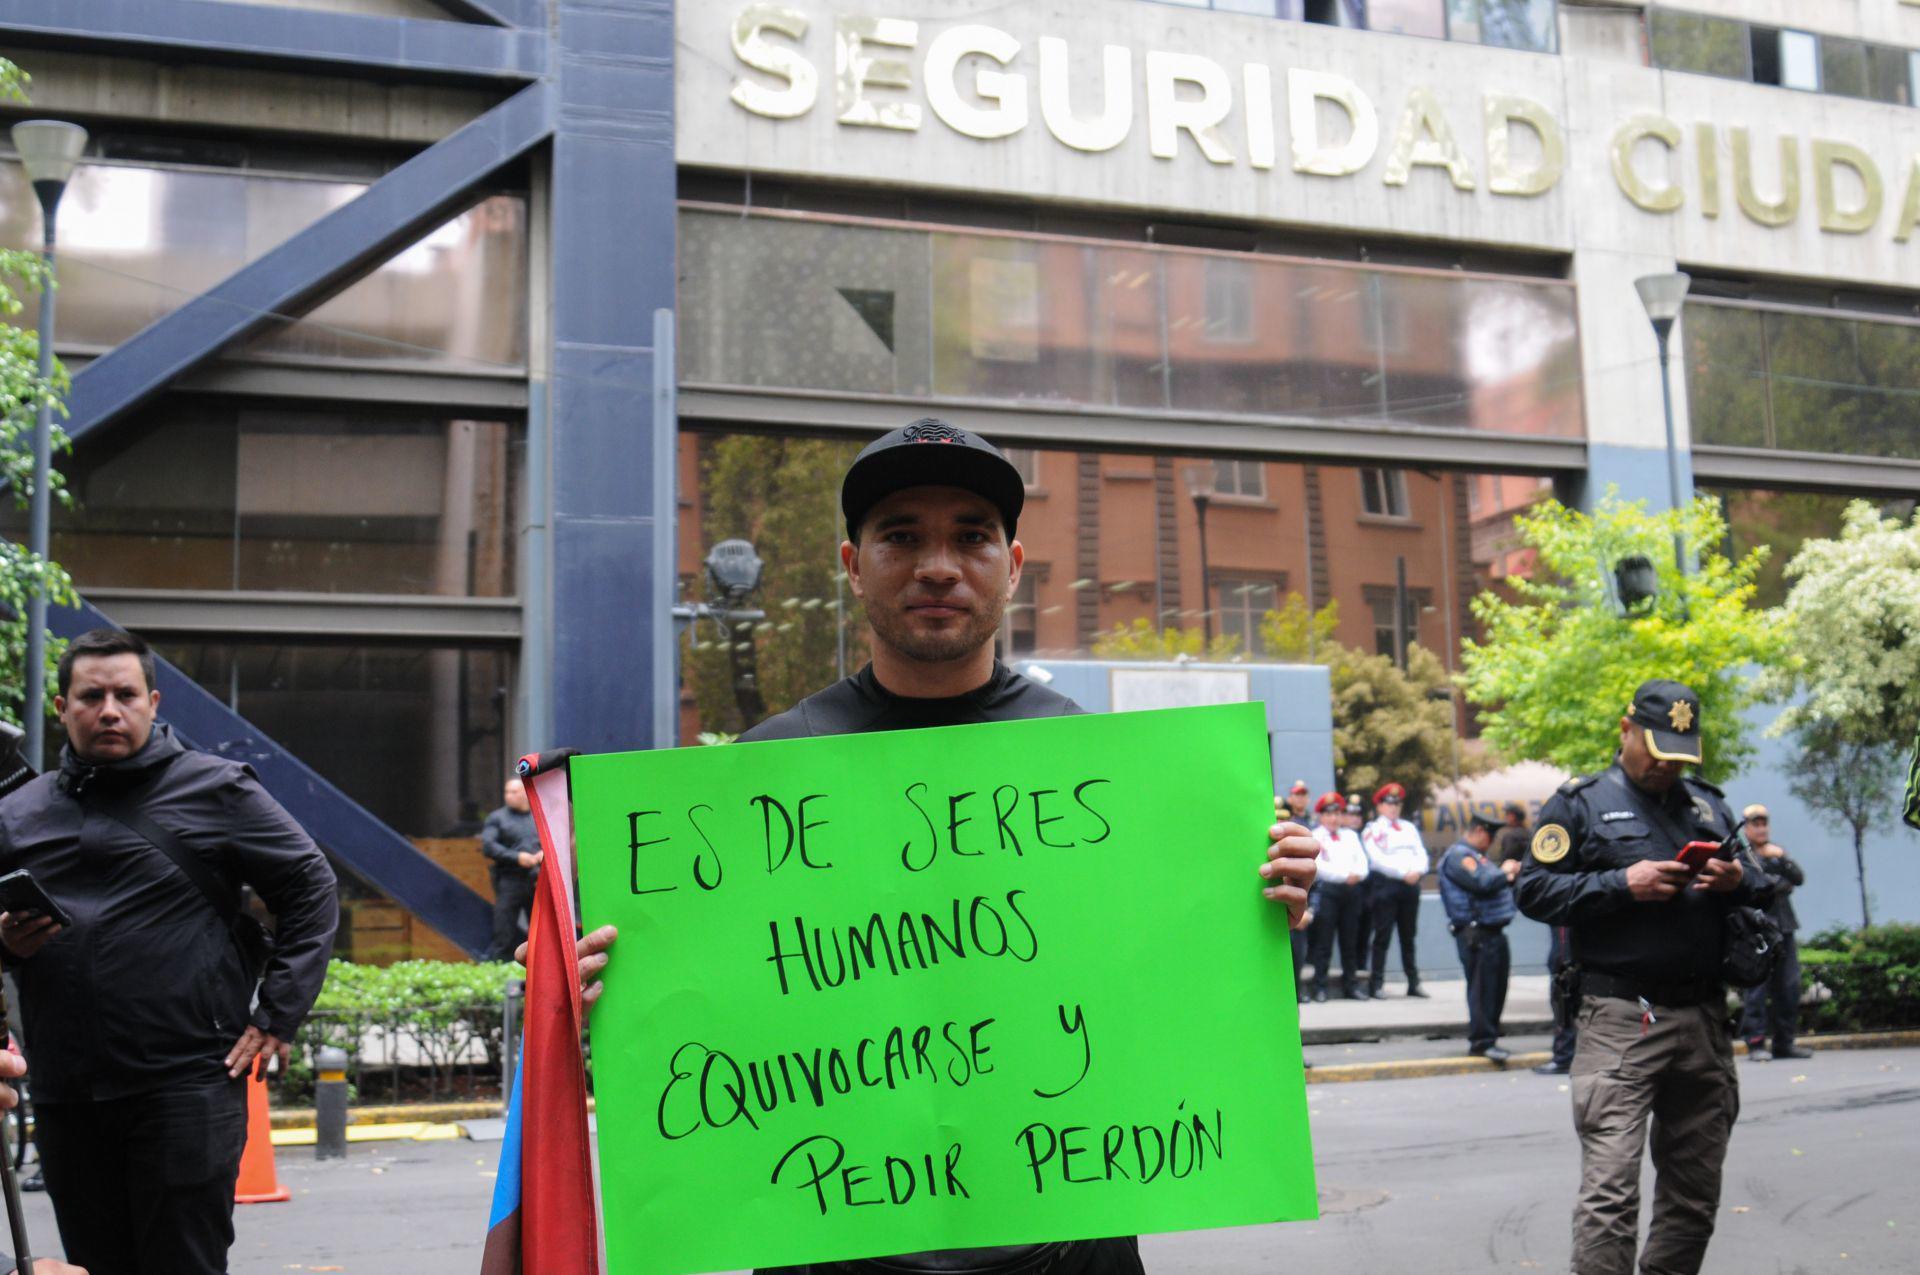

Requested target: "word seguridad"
[{"left": 721, "top": 5, "right": 1920, "bottom": 242}]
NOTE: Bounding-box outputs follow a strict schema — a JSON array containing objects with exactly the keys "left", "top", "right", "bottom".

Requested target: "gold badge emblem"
[
  {"left": 1668, "top": 699, "right": 1695, "bottom": 732},
  {"left": 1531, "top": 824, "right": 1571, "bottom": 864}
]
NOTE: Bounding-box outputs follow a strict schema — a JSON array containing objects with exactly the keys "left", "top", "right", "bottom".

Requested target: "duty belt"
[{"left": 1581, "top": 970, "right": 1721, "bottom": 1008}]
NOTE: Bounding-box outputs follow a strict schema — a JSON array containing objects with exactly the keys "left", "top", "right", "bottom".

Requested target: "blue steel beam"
[
  {"left": 47, "top": 596, "right": 493, "bottom": 957},
  {"left": 64, "top": 81, "right": 554, "bottom": 444},
  {"left": 0, "top": 0, "right": 546, "bottom": 86}
]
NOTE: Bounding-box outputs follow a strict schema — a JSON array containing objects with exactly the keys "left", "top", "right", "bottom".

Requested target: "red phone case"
[{"left": 1677, "top": 840, "right": 1720, "bottom": 871}]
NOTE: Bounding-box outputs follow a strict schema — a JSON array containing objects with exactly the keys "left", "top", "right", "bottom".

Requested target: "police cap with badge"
[{"left": 1529, "top": 678, "right": 1709, "bottom": 868}]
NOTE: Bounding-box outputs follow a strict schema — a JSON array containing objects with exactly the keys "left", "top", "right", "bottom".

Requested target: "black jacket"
[
  {"left": 1516, "top": 761, "right": 1771, "bottom": 989},
  {"left": 480, "top": 805, "right": 540, "bottom": 881},
  {"left": 741, "top": 661, "right": 1083, "bottom": 742},
  {"left": 1743, "top": 838, "right": 1804, "bottom": 932},
  {"left": 742, "top": 661, "right": 1086, "bottom": 1275},
  {"left": 0, "top": 726, "right": 339, "bottom": 1102}
]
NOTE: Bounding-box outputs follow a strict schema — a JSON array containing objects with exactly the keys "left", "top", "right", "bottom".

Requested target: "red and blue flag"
[{"left": 481, "top": 750, "right": 600, "bottom": 1275}]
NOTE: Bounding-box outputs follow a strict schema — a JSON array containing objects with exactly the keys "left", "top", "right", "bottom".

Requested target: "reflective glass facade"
[
  {"left": 0, "top": 161, "right": 529, "bottom": 369},
  {"left": 1685, "top": 300, "right": 1920, "bottom": 460},
  {"left": 154, "top": 640, "right": 513, "bottom": 840},
  {"left": 680, "top": 208, "right": 1585, "bottom": 440},
  {"left": 0, "top": 405, "right": 521, "bottom": 596},
  {"left": 674, "top": 427, "right": 1551, "bottom": 743}
]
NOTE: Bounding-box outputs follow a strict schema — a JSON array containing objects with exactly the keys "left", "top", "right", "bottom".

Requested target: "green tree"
[
  {"left": 681, "top": 434, "right": 865, "bottom": 735},
  {"left": 1262, "top": 594, "right": 1460, "bottom": 807},
  {"left": 1256, "top": 592, "right": 1340, "bottom": 663},
  {"left": 1456, "top": 490, "right": 1785, "bottom": 784},
  {"left": 1326, "top": 642, "right": 1459, "bottom": 812},
  {"left": 1089, "top": 618, "right": 1241, "bottom": 661},
  {"left": 1759, "top": 502, "right": 1920, "bottom": 928},
  {"left": 0, "top": 57, "right": 77, "bottom": 730}
]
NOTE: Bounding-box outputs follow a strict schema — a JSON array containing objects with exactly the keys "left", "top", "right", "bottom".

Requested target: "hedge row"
[
  {"left": 282, "top": 959, "right": 522, "bottom": 1103},
  {"left": 1797, "top": 924, "right": 1920, "bottom": 1034}
]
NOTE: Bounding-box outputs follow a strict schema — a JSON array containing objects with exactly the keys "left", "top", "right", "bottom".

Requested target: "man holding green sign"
[{"left": 572, "top": 421, "right": 1322, "bottom": 1275}]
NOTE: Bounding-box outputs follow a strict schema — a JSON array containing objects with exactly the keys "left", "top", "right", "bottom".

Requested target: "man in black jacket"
[
  {"left": 567, "top": 420, "right": 1322, "bottom": 1275},
  {"left": 0, "top": 629, "right": 338, "bottom": 1275},
  {"left": 1735, "top": 804, "right": 1809, "bottom": 1062},
  {"left": 480, "top": 775, "right": 541, "bottom": 959}
]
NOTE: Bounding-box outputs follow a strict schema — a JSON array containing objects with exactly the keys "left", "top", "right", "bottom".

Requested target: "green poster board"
[{"left": 573, "top": 702, "right": 1317, "bottom": 1275}]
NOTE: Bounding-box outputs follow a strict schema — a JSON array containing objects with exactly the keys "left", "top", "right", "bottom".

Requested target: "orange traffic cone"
[{"left": 235, "top": 1073, "right": 291, "bottom": 1204}]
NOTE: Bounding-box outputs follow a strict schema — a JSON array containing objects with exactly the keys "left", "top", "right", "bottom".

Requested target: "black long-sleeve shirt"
[
  {"left": 479, "top": 805, "right": 540, "bottom": 881},
  {"left": 0, "top": 725, "right": 338, "bottom": 1102}
]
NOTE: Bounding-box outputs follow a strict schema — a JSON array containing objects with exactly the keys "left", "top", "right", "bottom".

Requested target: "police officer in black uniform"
[{"left": 1516, "top": 679, "right": 1772, "bottom": 1275}]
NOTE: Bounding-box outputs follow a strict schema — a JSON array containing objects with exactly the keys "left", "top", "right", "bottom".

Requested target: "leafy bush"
[
  {"left": 1797, "top": 925, "right": 1920, "bottom": 1034},
  {"left": 280, "top": 959, "right": 521, "bottom": 1104}
]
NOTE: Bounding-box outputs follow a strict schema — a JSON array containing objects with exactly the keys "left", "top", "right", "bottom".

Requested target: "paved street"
[{"left": 15, "top": 1047, "right": 1913, "bottom": 1273}]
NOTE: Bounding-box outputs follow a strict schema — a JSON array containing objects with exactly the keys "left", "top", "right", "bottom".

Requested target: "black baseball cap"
[
  {"left": 841, "top": 419, "right": 1025, "bottom": 543},
  {"left": 1469, "top": 812, "right": 1504, "bottom": 834},
  {"left": 1629, "top": 678, "right": 1703, "bottom": 764}
]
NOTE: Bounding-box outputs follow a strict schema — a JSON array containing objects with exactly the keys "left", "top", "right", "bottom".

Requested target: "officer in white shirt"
[
  {"left": 1362, "top": 781, "right": 1431, "bottom": 999},
  {"left": 1307, "top": 791, "right": 1371, "bottom": 1001}
]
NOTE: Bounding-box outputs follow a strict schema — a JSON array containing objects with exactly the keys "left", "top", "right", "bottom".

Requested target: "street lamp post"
[
  {"left": 11, "top": 120, "right": 88, "bottom": 765},
  {"left": 1633, "top": 271, "right": 1692, "bottom": 581},
  {"left": 1182, "top": 465, "right": 1216, "bottom": 646}
]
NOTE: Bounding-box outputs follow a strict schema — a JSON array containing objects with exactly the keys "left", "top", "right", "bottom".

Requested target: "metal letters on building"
[{"left": 722, "top": 3, "right": 1920, "bottom": 242}]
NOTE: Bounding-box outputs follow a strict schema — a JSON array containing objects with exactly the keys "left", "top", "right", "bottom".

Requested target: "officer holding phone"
[{"left": 1516, "top": 679, "right": 1773, "bottom": 1275}]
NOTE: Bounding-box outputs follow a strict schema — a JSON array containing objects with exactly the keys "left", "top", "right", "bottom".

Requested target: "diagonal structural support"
[
  {"left": 64, "top": 81, "right": 555, "bottom": 445},
  {"left": 47, "top": 596, "right": 493, "bottom": 956},
  {"left": 437, "top": 0, "right": 548, "bottom": 30},
  {"left": 0, "top": 0, "right": 547, "bottom": 85}
]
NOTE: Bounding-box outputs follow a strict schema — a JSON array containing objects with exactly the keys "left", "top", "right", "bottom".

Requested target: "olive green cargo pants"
[{"left": 1567, "top": 995, "right": 1739, "bottom": 1275}]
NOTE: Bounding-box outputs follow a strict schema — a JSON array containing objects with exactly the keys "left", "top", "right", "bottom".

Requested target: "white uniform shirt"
[
  {"left": 1312, "top": 824, "right": 1369, "bottom": 884},
  {"left": 1363, "top": 817, "right": 1431, "bottom": 879}
]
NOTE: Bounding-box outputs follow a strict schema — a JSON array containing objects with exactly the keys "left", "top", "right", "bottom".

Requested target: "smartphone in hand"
[
  {"left": 1677, "top": 840, "right": 1721, "bottom": 873},
  {"left": 0, "top": 869, "right": 75, "bottom": 930}
]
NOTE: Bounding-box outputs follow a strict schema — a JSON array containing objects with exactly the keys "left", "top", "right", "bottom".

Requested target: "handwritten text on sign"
[{"left": 573, "top": 702, "right": 1317, "bottom": 1275}]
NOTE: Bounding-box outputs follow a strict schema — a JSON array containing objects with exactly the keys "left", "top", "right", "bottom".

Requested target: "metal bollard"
[
  {"left": 502, "top": 979, "right": 524, "bottom": 1104},
  {"left": 314, "top": 1046, "right": 350, "bottom": 1161}
]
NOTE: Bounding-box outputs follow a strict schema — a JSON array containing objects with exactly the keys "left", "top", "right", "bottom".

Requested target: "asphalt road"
[{"left": 15, "top": 1047, "right": 1914, "bottom": 1273}]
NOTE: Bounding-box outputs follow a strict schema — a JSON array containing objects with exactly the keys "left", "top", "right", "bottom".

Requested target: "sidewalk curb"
[
  {"left": 1305, "top": 1029, "right": 1920, "bottom": 1085},
  {"left": 1303, "top": 1017, "right": 1553, "bottom": 1046}
]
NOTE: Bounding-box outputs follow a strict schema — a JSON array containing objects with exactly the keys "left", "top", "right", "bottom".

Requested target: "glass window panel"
[
  {"left": 1821, "top": 37, "right": 1869, "bottom": 98},
  {"left": 1681, "top": 305, "right": 1768, "bottom": 448},
  {"left": 1651, "top": 11, "right": 1751, "bottom": 79},
  {"left": 677, "top": 431, "right": 1520, "bottom": 741},
  {"left": 1868, "top": 44, "right": 1912, "bottom": 105},
  {"left": 1004, "top": 447, "right": 1040, "bottom": 486},
  {"left": 1213, "top": 459, "right": 1267, "bottom": 497},
  {"left": 241, "top": 195, "right": 529, "bottom": 369},
  {"left": 0, "top": 404, "right": 521, "bottom": 595},
  {"left": 1215, "top": 577, "right": 1280, "bottom": 653},
  {"left": 154, "top": 641, "right": 512, "bottom": 839},
  {"left": 1749, "top": 25, "right": 1781, "bottom": 85},
  {"left": 0, "top": 163, "right": 527, "bottom": 369},
  {"left": 1780, "top": 30, "right": 1820, "bottom": 91},
  {"left": 1367, "top": 0, "right": 1447, "bottom": 37},
  {"left": 681, "top": 209, "right": 1584, "bottom": 439},
  {"left": 1452, "top": 0, "right": 1557, "bottom": 52},
  {"left": 1912, "top": 51, "right": 1920, "bottom": 106},
  {"left": 1360, "top": 467, "right": 1411, "bottom": 517},
  {"left": 1710, "top": 488, "right": 1918, "bottom": 608}
]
